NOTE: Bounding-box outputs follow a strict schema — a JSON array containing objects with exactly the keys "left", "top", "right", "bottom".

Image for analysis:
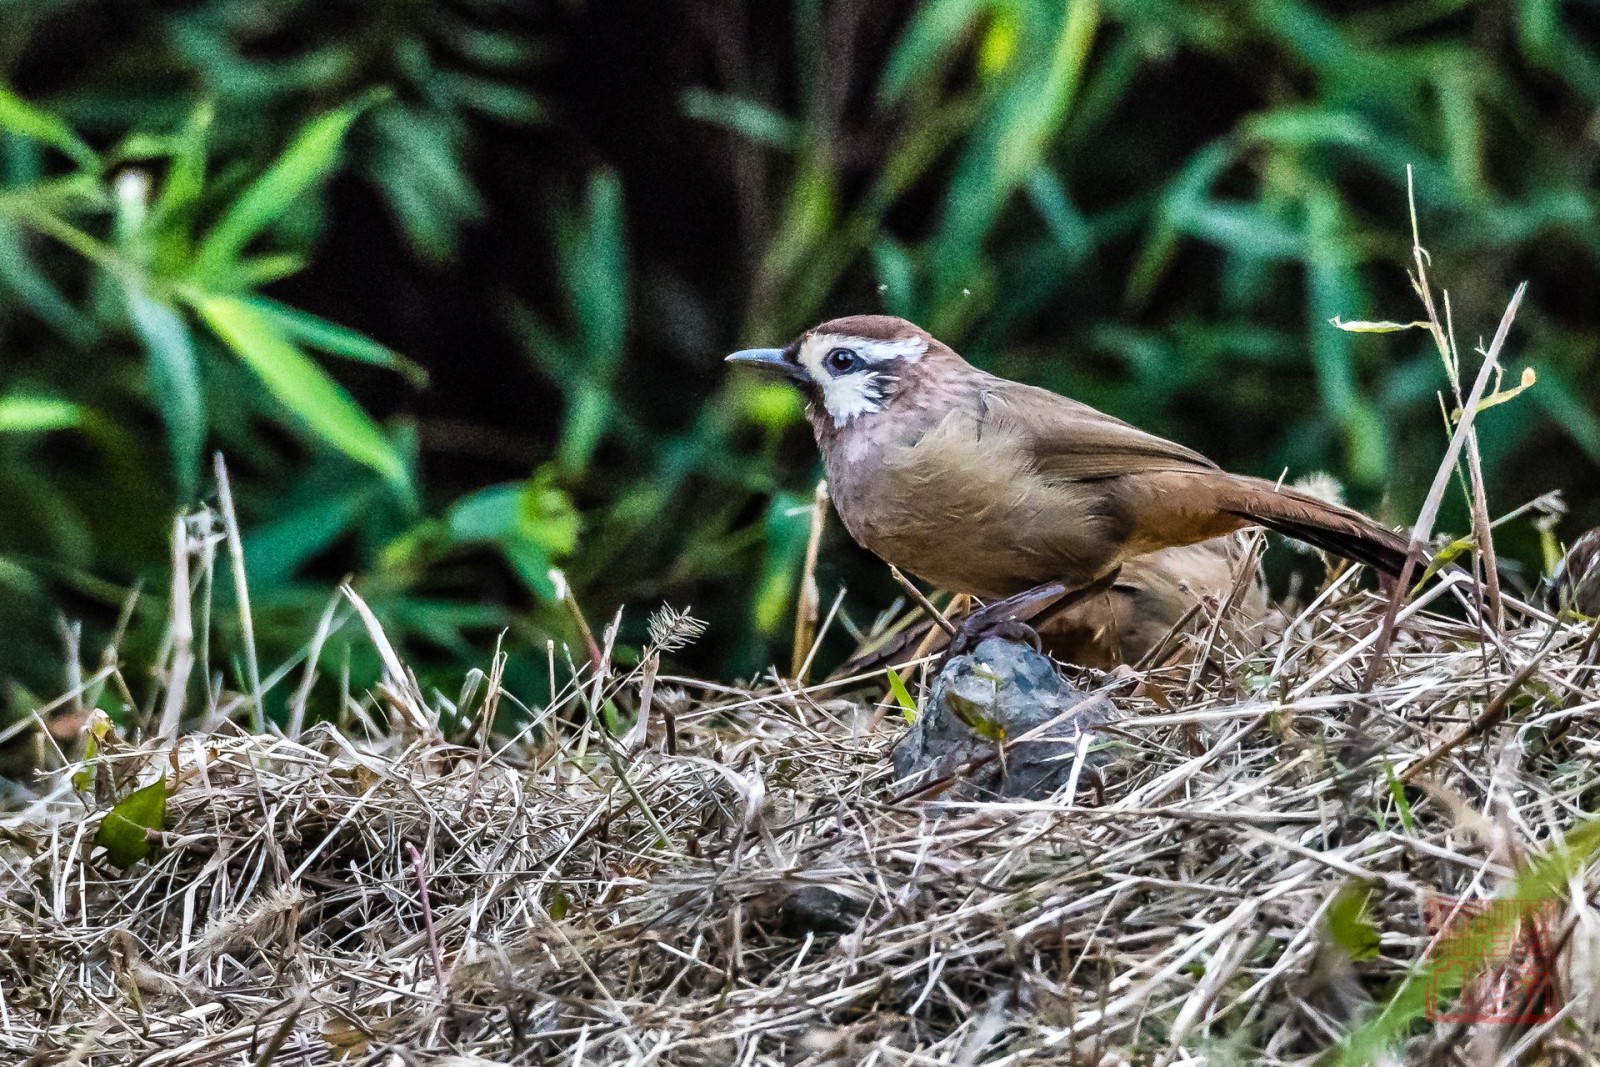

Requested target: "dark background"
[{"left": 2, "top": 0, "right": 1597, "bottom": 728}]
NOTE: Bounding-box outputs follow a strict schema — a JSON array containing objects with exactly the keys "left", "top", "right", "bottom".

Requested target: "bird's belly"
[{"left": 827, "top": 417, "right": 1123, "bottom": 598}]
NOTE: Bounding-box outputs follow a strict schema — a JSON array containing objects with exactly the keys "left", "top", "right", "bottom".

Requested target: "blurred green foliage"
[{"left": 1, "top": 0, "right": 1598, "bottom": 726}]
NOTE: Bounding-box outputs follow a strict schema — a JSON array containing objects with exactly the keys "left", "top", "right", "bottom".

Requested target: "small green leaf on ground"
[
  {"left": 72, "top": 710, "right": 114, "bottom": 793},
  {"left": 96, "top": 777, "right": 168, "bottom": 868},
  {"left": 1326, "top": 882, "right": 1381, "bottom": 961},
  {"left": 1382, "top": 760, "right": 1415, "bottom": 833},
  {"left": 886, "top": 667, "right": 917, "bottom": 722}
]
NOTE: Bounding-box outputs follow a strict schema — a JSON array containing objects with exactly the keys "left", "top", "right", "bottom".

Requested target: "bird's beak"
[{"left": 726, "top": 347, "right": 806, "bottom": 383}]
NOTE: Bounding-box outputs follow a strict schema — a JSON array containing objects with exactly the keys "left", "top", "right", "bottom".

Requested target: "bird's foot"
[
  {"left": 957, "top": 617, "right": 1044, "bottom": 657},
  {"left": 939, "top": 569, "right": 1123, "bottom": 671}
]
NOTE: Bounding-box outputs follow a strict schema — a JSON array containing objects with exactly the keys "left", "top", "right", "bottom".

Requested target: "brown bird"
[
  {"left": 1554, "top": 527, "right": 1600, "bottom": 617},
  {"left": 729, "top": 314, "right": 1412, "bottom": 651}
]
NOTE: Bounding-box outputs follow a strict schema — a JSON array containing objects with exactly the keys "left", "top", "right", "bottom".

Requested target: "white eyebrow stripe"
[{"left": 808, "top": 333, "right": 928, "bottom": 364}]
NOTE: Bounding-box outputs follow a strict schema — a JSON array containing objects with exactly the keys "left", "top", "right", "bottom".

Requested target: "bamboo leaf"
[
  {"left": 681, "top": 90, "right": 797, "bottom": 149},
  {"left": 0, "top": 86, "right": 98, "bottom": 171},
  {"left": 246, "top": 296, "right": 427, "bottom": 387},
  {"left": 194, "top": 295, "right": 411, "bottom": 498},
  {"left": 125, "top": 288, "right": 205, "bottom": 500},
  {"left": 880, "top": 0, "right": 989, "bottom": 106},
  {"left": 193, "top": 97, "right": 377, "bottom": 282}
]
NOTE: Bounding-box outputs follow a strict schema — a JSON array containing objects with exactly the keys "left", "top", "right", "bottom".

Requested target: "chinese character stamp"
[{"left": 1424, "top": 897, "right": 1560, "bottom": 1024}]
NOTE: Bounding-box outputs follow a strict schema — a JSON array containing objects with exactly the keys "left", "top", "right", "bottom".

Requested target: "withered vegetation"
[{"left": 2, "top": 559, "right": 1599, "bottom": 1064}]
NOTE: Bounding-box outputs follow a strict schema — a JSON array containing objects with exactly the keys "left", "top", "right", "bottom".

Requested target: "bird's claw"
[
  {"left": 935, "top": 568, "right": 1123, "bottom": 672},
  {"left": 938, "top": 581, "right": 1069, "bottom": 669},
  {"left": 943, "top": 617, "right": 1042, "bottom": 663}
]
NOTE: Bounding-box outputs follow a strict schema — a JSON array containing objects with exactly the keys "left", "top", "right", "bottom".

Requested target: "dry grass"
[{"left": 2, "top": 564, "right": 1599, "bottom": 1066}]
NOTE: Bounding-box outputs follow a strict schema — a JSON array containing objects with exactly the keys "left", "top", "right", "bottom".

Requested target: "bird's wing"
[{"left": 979, "top": 381, "right": 1219, "bottom": 482}]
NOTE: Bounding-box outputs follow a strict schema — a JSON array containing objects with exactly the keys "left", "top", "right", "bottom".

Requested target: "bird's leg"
[{"left": 941, "top": 567, "right": 1123, "bottom": 667}]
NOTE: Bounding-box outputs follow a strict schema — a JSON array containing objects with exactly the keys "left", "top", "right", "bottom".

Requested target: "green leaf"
[
  {"left": 447, "top": 468, "right": 581, "bottom": 597},
  {"left": 1025, "top": 166, "right": 1091, "bottom": 258},
  {"left": 753, "top": 491, "right": 811, "bottom": 637},
  {"left": 95, "top": 777, "right": 167, "bottom": 869},
  {"left": 125, "top": 289, "right": 204, "bottom": 501},
  {"left": 0, "top": 86, "right": 98, "bottom": 171},
  {"left": 558, "top": 171, "right": 629, "bottom": 373},
  {"left": 1325, "top": 882, "right": 1381, "bottom": 962},
  {"left": 0, "top": 394, "right": 81, "bottom": 432},
  {"left": 1305, "top": 187, "right": 1387, "bottom": 486},
  {"left": 246, "top": 296, "right": 427, "bottom": 387},
  {"left": 72, "top": 712, "right": 113, "bottom": 794},
  {"left": 520, "top": 467, "right": 581, "bottom": 557},
  {"left": 947, "top": 689, "right": 1006, "bottom": 741},
  {"left": 151, "top": 104, "right": 214, "bottom": 235},
  {"left": 881, "top": 0, "right": 988, "bottom": 106},
  {"left": 886, "top": 667, "right": 918, "bottom": 723},
  {"left": 194, "top": 295, "right": 411, "bottom": 497},
  {"left": 193, "top": 97, "right": 375, "bottom": 282},
  {"left": 0, "top": 220, "right": 92, "bottom": 342},
  {"left": 1452, "top": 367, "right": 1536, "bottom": 422},
  {"left": 681, "top": 90, "right": 797, "bottom": 149},
  {"left": 244, "top": 481, "right": 381, "bottom": 587},
  {"left": 926, "top": 0, "right": 1100, "bottom": 310},
  {"left": 442, "top": 73, "right": 545, "bottom": 124}
]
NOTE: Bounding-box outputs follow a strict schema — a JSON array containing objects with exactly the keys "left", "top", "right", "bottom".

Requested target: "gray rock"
[
  {"left": 777, "top": 885, "right": 866, "bottom": 936},
  {"left": 891, "top": 636, "right": 1111, "bottom": 801}
]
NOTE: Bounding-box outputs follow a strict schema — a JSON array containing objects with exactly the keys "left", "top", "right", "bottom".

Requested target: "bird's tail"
[{"left": 1211, "top": 475, "right": 1416, "bottom": 578}]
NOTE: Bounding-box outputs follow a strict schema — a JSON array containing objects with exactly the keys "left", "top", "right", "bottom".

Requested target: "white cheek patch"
[{"left": 821, "top": 371, "right": 885, "bottom": 427}]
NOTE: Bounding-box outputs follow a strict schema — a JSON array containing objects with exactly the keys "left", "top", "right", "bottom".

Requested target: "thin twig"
[
  {"left": 889, "top": 567, "right": 958, "bottom": 637},
  {"left": 214, "top": 453, "right": 265, "bottom": 733},
  {"left": 791, "top": 480, "right": 829, "bottom": 681}
]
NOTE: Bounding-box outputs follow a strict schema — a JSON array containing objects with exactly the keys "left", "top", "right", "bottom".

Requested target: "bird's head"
[{"left": 726, "top": 315, "right": 940, "bottom": 429}]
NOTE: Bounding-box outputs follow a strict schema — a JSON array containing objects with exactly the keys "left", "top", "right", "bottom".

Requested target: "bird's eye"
[{"left": 825, "top": 347, "right": 862, "bottom": 375}]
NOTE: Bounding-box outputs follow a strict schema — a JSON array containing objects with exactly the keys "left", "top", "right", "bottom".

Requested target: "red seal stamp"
[{"left": 1423, "top": 897, "right": 1560, "bottom": 1024}]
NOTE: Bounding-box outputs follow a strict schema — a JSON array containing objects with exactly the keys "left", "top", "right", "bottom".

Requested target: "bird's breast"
[{"left": 820, "top": 409, "right": 1122, "bottom": 597}]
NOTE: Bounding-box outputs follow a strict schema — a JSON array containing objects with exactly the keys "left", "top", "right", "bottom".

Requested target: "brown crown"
[{"left": 808, "top": 314, "right": 928, "bottom": 343}]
